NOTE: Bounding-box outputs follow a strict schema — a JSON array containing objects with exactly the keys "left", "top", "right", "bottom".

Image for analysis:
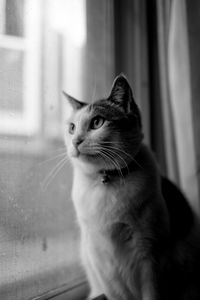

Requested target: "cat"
[{"left": 63, "top": 74, "right": 200, "bottom": 300}]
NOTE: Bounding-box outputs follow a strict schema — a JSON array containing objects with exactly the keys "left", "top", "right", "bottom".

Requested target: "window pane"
[
  {"left": 0, "top": 48, "right": 24, "bottom": 112},
  {"left": 5, "top": 0, "right": 24, "bottom": 37},
  {"left": 0, "top": 0, "right": 115, "bottom": 298},
  {"left": 0, "top": 152, "right": 81, "bottom": 299}
]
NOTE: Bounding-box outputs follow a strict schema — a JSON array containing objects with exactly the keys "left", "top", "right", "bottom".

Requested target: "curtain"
[{"left": 157, "top": 0, "right": 199, "bottom": 212}]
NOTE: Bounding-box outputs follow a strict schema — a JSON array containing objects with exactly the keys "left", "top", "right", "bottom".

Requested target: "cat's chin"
[
  {"left": 72, "top": 156, "right": 102, "bottom": 175},
  {"left": 69, "top": 146, "right": 98, "bottom": 161},
  {"left": 70, "top": 152, "right": 106, "bottom": 173},
  {"left": 77, "top": 153, "right": 102, "bottom": 166}
]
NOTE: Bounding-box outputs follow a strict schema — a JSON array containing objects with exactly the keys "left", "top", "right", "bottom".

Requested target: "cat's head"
[{"left": 63, "top": 74, "right": 143, "bottom": 172}]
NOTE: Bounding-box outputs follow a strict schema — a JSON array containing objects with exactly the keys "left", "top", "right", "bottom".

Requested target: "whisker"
[
  {"left": 100, "top": 141, "right": 124, "bottom": 145},
  {"left": 41, "top": 156, "right": 69, "bottom": 191},
  {"left": 39, "top": 152, "right": 67, "bottom": 165},
  {"left": 91, "top": 142, "right": 143, "bottom": 172},
  {"left": 99, "top": 150, "right": 120, "bottom": 173},
  {"left": 42, "top": 159, "right": 68, "bottom": 191},
  {"left": 101, "top": 144, "right": 133, "bottom": 160},
  {"left": 102, "top": 147, "right": 129, "bottom": 172},
  {"left": 100, "top": 144, "right": 143, "bottom": 170},
  {"left": 100, "top": 149, "right": 125, "bottom": 184},
  {"left": 48, "top": 146, "right": 67, "bottom": 154},
  {"left": 91, "top": 145, "right": 129, "bottom": 173}
]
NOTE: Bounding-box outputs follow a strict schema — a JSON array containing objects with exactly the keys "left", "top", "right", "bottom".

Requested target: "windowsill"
[{"left": 33, "top": 280, "right": 89, "bottom": 300}]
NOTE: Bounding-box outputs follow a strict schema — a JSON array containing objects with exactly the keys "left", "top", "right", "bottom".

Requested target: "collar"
[{"left": 99, "top": 159, "right": 137, "bottom": 184}]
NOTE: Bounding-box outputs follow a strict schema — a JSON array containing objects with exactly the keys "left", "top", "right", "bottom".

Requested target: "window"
[
  {"left": 0, "top": 0, "right": 41, "bottom": 135},
  {"left": 0, "top": 0, "right": 88, "bottom": 299},
  {"left": 0, "top": 0, "right": 116, "bottom": 299}
]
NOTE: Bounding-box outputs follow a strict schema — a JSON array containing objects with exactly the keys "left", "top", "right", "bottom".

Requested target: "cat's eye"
[
  {"left": 68, "top": 122, "right": 75, "bottom": 134},
  {"left": 90, "top": 116, "right": 105, "bottom": 130}
]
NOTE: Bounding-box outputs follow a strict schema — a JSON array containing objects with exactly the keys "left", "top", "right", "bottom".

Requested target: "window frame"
[{"left": 0, "top": 0, "right": 41, "bottom": 136}]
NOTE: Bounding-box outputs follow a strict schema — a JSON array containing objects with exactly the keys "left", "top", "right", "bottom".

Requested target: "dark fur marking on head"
[{"left": 89, "top": 99, "right": 141, "bottom": 131}]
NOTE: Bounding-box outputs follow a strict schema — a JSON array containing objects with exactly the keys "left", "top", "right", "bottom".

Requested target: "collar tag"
[
  {"left": 101, "top": 173, "right": 110, "bottom": 184},
  {"left": 100, "top": 160, "right": 137, "bottom": 184}
]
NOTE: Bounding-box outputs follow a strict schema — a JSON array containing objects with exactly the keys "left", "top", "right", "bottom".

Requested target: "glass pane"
[
  {"left": 0, "top": 152, "right": 81, "bottom": 298},
  {"left": 0, "top": 48, "right": 24, "bottom": 112},
  {"left": 5, "top": 0, "right": 24, "bottom": 37}
]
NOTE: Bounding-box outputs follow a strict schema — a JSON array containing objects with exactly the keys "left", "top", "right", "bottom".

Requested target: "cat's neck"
[
  {"left": 72, "top": 153, "right": 141, "bottom": 185},
  {"left": 98, "top": 159, "right": 139, "bottom": 184}
]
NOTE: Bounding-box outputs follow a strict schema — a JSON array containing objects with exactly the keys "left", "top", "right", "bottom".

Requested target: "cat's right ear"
[
  {"left": 108, "top": 74, "right": 135, "bottom": 114},
  {"left": 63, "top": 91, "right": 87, "bottom": 110}
]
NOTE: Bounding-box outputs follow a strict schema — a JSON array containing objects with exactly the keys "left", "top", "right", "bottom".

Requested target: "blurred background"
[{"left": 0, "top": 0, "right": 199, "bottom": 299}]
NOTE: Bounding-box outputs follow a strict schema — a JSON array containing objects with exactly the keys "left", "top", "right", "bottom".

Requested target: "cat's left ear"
[
  {"left": 109, "top": 74, "right": 136, "bottom": 113},
  {"left": 63, "top": 91, "right": 87, "bottom": 110}
]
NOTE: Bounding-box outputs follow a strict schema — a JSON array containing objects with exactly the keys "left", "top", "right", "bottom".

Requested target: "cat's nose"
[{"left": 72, "top": 137, "right": 84, "bottom": 147}]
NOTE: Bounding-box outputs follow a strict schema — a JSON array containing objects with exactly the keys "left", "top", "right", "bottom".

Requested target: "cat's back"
[{"left": 159, "top": 177, "right": 200, "bottom": 300}]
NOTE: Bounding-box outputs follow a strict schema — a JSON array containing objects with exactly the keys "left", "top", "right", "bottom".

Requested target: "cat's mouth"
[
  {"left": 79, "top": 151, "right": 98, "bottom": 160},
  {"left": 70, "top": 147, "right": 80, "bottom": 158},
  {"left": 70, "top": 146, "right": 97, "bottom": 160}
]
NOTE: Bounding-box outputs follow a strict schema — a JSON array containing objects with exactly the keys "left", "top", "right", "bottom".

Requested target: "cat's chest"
[{"left": 72, "top": 172, "right": 120, "bottom": 225}]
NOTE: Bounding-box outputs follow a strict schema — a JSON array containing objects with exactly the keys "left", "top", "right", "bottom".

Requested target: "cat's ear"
[
  {"left": 63, "top": 91, "right": 87, "bottom": 110},
  {"left": 109, "top": 74, "right": 135, "bottom": 113}
]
